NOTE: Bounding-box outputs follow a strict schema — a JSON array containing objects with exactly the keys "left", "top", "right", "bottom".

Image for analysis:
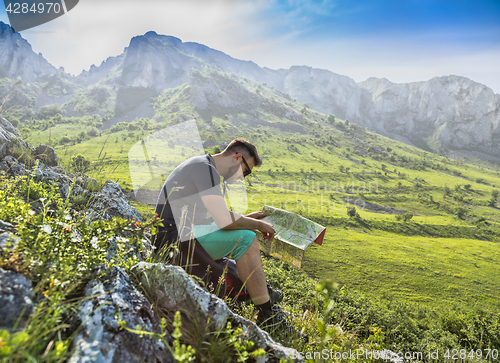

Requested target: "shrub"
[
  {"left": 87, "top": 127, "right": 99, "bottom": 137},
  {"left": 71, "top": 155, "right": 90, "bottom": 172},
  {"left": 402, "top": 212, "right": 414, "bottom": 222},
  {"left": 36, "top": 104, "right": 61, "bottom": 119},
  {"left": 60, "top": 135, "right": 72, "bottom": 144},
  {"left": 347, "top": 206, "right": 359, "bottom": 219},
  {"left": 456, "top": 207, "right": 468, "bottom": 219}
]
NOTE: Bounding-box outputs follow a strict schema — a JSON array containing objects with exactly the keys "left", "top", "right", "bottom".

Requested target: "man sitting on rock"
[{"left": 154, "top": 138, "right": 307, "bottom": 341}]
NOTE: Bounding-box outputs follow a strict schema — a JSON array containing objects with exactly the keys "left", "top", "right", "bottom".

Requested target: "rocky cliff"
[
  {"left": 0, "top": 21, "right": 57, "bottom": 82},
  {"left": 358, "top": 76, "right": 500, "bottom": 151}
]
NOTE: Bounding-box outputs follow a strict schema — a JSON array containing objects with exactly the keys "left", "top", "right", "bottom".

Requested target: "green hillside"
[
  {"left": 19, "top": 69, "right": 500, "bottom": 314},
  {"left": 11, "top": 69, "right": 500, "bottom": 360}
]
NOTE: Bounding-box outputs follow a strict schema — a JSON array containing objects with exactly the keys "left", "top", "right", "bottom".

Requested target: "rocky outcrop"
[
  {"left": 358, "top": 76, "right": 500, "bottom": 149},
  {"left": 0, "top": 22, "right": 57, "bottom": 82},
  {"left": 0, "top": 117, "right": 34, "bottom": 160},
  {"left": 69, "top": 266, "right": 174, "bottom": 363},
  {"left": 86, "top": 180, "right": 143, "bottom": 222},
  {"left": 0, "top": 118, "right": 143, "bottom": 223},
  {"left": 34, "top": 144, "right": 58, "bottom": 167},
  {"left": 0, "top": 268, "right": 35, "bottom": 332},
  {"left": 132, "top": 262, "right": 302, "bottom": 362},
  {"left": 0, "top": 220, "right": 19, "bottom": 252}
]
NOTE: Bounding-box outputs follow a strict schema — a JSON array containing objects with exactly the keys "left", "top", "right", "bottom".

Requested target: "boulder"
[
  {"left": 34, "top": 144, "right": 58, "bottom": 167},
  {"left": 0, "top": 122, "right": 34, "bottom": 161},
  {"left": 0, "top": 117, "right": 20, "bottom": 136},
  {"left": 0, "top": 155, "right": 29, "bottom": 176},
  {"left": 131, "top": 262, "right": 303, "bottom": 362},
  {"left": 85, "top": 180, "right": 143, "bottom": 222},
  {"left": 69, "top": 266, "right": 174, "bottom": 363},
  {"left": 0, "top": 268, "right": 35, "bottom": 332},
  {"left": 0, "top": 220, "right": 19, "bottom": 252}
]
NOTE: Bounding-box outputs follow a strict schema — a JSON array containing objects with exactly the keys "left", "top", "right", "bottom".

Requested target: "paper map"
[{"left": 256, "top": 205, "right": 326, "bottom": 268}]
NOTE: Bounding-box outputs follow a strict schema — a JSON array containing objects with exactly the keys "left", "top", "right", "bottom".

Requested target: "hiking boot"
[
  {"left": 257, "top": 305, "right": 308, "bottom": 343},
  {"left": 267, "top": 283, "right": 283, "bottom": 304}
]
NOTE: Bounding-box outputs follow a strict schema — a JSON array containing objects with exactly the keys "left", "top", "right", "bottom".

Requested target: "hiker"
[{"left": 154, "top": 138, "right": 307, "bottom": 341}]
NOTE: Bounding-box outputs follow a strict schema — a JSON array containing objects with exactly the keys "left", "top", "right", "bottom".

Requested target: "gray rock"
[
  {"left": 131, "top": 262, "right": 303, "bottom": 362},
  {"left": 0, "top": 268, "right": 35, "bottom": 332},
  {"left": 69, "top": 266, "right": 174, "bottom": 363},
  {"left": 34, "top": 144, "right": 59, "bottom": 167},
  {"left": 0, "top": 123, "right": 34, "bottom": 162},
  {"left": 85, "top": 180, "right": 143, "bottom": 222},
  {"left": 0, "top": 117, "right": 20, "bottom": 136},
  {"left": 0, "top": 155, "right": 29, "bottom": 176},
  {"left": 0, "top": 220, "right": 19, "bottom": 252}
]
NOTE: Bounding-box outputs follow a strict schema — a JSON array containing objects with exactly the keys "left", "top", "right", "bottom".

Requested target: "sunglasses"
[{"left": 240, "top": 155, "right": 252, "bottom": 177}]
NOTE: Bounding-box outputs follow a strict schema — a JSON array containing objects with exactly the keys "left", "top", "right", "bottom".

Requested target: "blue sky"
[{"left": 1, "top": 0, "right": 500, "bottom": 93}]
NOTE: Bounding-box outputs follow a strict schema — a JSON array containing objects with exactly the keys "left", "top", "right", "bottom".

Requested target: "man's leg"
[{"left": 235, "top": 236, "right": 270, "bottom": 305}]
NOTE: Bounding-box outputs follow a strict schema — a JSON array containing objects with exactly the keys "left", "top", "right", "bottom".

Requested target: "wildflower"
[
  {"left": 39, "top": 198, "right": 47, "bottom": 202},
  {"left": 71, "top": 231, "right": 81, "bottom": 242},
  {"left": 135, "top": 221, "right": 140, "bottom": 227},
  {"left": 28, "top": 210, "right": 35, "bottom": 216},
  {"left": 42, "top": 225, "right": 52, "bottom": 234},
  {"left": 90, "top": 236, "right": 99, "bottom": 248},
  {"left": 65, "top": 214, "right": 72, "bottom": 221}
]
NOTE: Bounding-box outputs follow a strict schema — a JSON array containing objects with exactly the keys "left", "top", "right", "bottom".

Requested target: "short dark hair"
[{"left": 223, "top": 138, "right": 262, "bottom": 167}]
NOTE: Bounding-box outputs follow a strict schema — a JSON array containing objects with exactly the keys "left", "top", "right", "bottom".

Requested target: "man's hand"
[
  {"left": 245, "top": 211, "right": 266, "bottom": 219},
  {"left": 258, "top": 220, "right": 275, "bottom": 241}
]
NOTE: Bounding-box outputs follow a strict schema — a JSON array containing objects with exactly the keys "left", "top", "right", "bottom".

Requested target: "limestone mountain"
[
  {"left": 0, "top": 21, "right": 57, "bottom": 82},
  {"left": 358, "top": 76, "right": 500, "bottom": 158},
  {"left": 0, "top": 21, "right": 499, "bottom": 161}
]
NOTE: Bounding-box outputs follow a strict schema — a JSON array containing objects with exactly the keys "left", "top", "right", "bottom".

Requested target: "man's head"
[{"left": 218, "top": 138, "right": 262, "bottom": 183}]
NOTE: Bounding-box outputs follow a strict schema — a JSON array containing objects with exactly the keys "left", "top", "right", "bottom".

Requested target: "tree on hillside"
[
  {"left": 347, "top": 206, "right": 360, "bottom": 219},
  {"left": 37, "top": 104, "right": 62, "bottom": 119}
]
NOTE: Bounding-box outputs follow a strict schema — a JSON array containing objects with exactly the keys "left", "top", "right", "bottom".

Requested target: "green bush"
[
  {"left": 71, "top": 155, "right": 90, "bottom": 172},
  {"left": 36, "top": 104, "right": 61, "bottom": 119}
]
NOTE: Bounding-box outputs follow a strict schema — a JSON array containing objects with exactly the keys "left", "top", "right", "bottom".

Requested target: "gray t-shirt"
[{"left": 155, "top": 154, "right": 222, "bottom": 240}]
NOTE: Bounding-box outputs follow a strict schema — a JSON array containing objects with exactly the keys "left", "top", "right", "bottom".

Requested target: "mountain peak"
[
  {"left": 0, "top": 21, "right": 56, "bottom": 81},
  {"left": 0, "top": 21, "right": 16, "bottom": 37}
]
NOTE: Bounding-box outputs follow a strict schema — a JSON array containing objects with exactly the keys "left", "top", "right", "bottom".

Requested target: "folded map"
[{"left": 256, "top": 205, "right": 326, "bottom": 268}]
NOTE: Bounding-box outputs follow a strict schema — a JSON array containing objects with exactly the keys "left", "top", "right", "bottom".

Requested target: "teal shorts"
[{"left": 193, "top": 222, "right": 256, "bottom": 261}]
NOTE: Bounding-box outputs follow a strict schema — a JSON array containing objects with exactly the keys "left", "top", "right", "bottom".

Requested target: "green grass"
[{"left": 304, "top": 229, "right": 500, "bottom": 309}]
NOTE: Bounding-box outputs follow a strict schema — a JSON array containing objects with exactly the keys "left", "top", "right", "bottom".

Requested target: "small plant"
[
  {"left": 315, "top": 280, "right": 344, "bottom": 349},
  {"left": 346, "top": 206, "right": 360, "bottom": 219},
  {"left": 456, "top": 206, "right": 468, "bottom": 219},
  {"left": 71, "top": 155, "right": 90, "bottom": 172},
  {"left": 444, "top": 185, "right": 451, "bottom": 196},
  {"left": 402, "top": 212, "right": 413, "bottom": 222}
]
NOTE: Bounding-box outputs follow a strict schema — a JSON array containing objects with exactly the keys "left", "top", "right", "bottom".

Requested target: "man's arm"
[{"left": 201, "top": 194, "right": 275, "bottom": 240}]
